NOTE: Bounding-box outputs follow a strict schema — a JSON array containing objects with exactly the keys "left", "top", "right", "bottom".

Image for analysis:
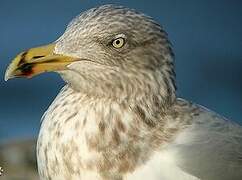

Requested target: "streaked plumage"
[{"left": 5, "top": 4, "right": 242, "bottom": 180}]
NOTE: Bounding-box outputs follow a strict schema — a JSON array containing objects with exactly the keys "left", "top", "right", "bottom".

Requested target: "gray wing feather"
[{"left": 170, "top": 100, "right": 242, "bottom": 180}]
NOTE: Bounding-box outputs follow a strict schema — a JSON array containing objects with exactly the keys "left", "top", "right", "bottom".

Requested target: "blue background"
[{"left": 0, "top": 0, "right": 241, "bottom": 141}]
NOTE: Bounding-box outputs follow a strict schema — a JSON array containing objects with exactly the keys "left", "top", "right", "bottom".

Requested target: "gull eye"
[{"left": 112, "top": 37, "right": 125, "bottom": 48}]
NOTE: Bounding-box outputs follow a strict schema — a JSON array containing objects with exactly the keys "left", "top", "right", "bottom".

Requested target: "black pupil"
[{"left": 116, "top": 40, "right": 120, "bottom": 44}]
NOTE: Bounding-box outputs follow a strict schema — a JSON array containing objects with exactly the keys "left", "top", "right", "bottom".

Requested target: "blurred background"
[{"left": 0, "top": 0, "right": 241, "bottom": 179}]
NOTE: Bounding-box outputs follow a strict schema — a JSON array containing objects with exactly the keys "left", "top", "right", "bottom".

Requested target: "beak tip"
[
  {"left": 4, "top": 72, "right": 11, "bottom": 81},
  {"left": 4, "top": 66, "right": 14, "bottom": 81}
]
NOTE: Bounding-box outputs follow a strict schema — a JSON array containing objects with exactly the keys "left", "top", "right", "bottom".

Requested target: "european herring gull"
[{"left": 5, "top": 4, "right": 242, "bottom": 180}]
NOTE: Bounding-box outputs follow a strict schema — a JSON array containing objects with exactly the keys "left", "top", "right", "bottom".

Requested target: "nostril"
[{"left": 33, "top": 55, "right": 45, "bottom": 59}]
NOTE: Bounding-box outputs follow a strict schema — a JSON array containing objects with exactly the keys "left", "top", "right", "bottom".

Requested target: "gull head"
[{"left": 5, "top": 4, "right": 176, "bottom": 101}]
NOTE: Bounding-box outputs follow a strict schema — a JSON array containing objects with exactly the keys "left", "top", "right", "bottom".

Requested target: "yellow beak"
[{"left": 5, "top": 44, "right": 77, "bottom": 81}]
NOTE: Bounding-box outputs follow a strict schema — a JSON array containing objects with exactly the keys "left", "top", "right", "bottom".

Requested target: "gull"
[{"left": 5, "top": 4, "right": 242, "bottom": 180}]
